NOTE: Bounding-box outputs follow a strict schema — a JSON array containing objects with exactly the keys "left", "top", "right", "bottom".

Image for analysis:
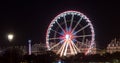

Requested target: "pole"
[{"left": 28, "top": 40, "right": 32, "bottom": 55}]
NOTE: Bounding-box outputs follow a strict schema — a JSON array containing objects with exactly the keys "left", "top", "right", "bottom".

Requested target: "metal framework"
[{"left": 46, "top": 10, "right": 95, "bottom": 57}]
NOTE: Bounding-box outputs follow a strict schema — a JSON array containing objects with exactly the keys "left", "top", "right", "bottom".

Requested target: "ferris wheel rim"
[{"left": 46, "top": 10, "right": 95, "bottom": 56}]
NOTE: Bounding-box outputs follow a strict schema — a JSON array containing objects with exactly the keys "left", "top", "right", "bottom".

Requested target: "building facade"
[{"left": 107, "top": 38, "right": 120, "bottom": 53}]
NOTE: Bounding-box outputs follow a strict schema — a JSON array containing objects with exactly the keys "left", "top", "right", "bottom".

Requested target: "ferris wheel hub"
[{"left": 65, "top": 34, "right": 70, "bottom": 40}]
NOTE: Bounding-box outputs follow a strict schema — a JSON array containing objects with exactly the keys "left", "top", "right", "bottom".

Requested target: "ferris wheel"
[{"left": 46, "top": 10, "right": 95, "bottom": 57}]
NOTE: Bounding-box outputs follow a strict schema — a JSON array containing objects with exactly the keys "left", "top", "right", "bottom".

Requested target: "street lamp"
[
  {"left": 7, "top": 33, "right": 14, "bottom": 63},
  {"left": 8, "top": 34, "right": 14, "bottom": 42}
]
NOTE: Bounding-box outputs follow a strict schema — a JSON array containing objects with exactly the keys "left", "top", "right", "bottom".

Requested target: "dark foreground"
[{"left": 0, "top": 48, "right": 120, "bottom": 63}]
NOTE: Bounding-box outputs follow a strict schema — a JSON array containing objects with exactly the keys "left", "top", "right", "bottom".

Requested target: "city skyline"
[{"left": 0, "top": 0, "right": 120, "bottom": 49}]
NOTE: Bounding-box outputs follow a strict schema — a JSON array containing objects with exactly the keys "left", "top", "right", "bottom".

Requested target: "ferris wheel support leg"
[
  {"left": 60, "top": 41, "right": 67, "bottom": 57},
  {"left": 70, "top": 41, "right": 77, "bottom": 54},
  {"left": 64, "top": 41, "right": 69, "bottom": 56},
  {"left": 57, "top": 42, "right": 65, "bottom": 55},
  {"left": 69, "top": 41, "right": 75, "bottom": 55},
  {"left": 71, "top": 40, "right": 81, "bottom": 53}
]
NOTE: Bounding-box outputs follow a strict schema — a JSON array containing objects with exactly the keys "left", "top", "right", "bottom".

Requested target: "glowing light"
[
  {"left": 65, "top": 34, "right": 70, "bottom": 40},
  {"left": 8, "top": 34, "right": 14, "bottom": 42}
]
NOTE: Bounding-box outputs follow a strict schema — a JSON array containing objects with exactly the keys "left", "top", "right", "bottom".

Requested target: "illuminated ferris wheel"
[{"left": 46, "top": 10, "right": 95, "bottom": 57}]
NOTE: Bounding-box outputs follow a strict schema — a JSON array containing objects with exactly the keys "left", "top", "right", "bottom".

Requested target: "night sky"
[{"left": 0, "top": 0, "right": 120, "bottom": 49}]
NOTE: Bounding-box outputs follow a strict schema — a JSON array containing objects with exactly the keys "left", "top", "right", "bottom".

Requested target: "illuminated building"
[{"left": 107, "top": 38, "right": 120, "bottom": 53}]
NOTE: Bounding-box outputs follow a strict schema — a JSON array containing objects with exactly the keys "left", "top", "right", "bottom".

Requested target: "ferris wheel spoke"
[
  {"left": 82, "top": 36, "right": 85, "bottom": 47},
  {"left": 56, "top": 21, "right": 65, "bottom": 33},
  {"left": 51, "top": 29, "right": 63, "bottom": 35},
  {"left": 60, "top": 42, "right": 66, "bottom": 56},
  {"left": 69, "top": 40, "right": 79, "bottom": 55},
  {"left": 70, "top": 41, "right": 78, "bottom": 54},
  {"left": 57, "top": 41, "right": 66, "bottom": 55},
  {"left": 70, "top": 40, "right": 80, "bottom": 53},
  {"left": 63, "top": 41, "right": 69, "bottom": 56},
  {"left": 50, "top": 40, "right": 64, "bottom": 50},
  {"left": 69, "top": 41, "right": 74, "bottom": 55},
  {"left": 70, "top": 14, "right": 74, "bottom": 30},
  {"left": 73, "top": 23, "right": 90, "bottom": 34},
  {"left": 63, "top": 15, "right": 68, "bottom": 31},
  {"left": 57, "top": 43, "right": 64, "bottom": 55},
  {"left": 75, "top": 40, "right": 89, "bottom": 47},
  {"left": 49, "top": 37, "right": 60, "bottom": 40},
  {"left": 72, "top": 16, "right": 83, "bottom": 33},
  {"left": 74, "top": 34, "right": 92, "bottom": 38}
]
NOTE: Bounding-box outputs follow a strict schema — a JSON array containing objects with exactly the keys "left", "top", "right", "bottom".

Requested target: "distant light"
[
  {"left": 58, "top": 61, "right": 61, "bottom": 63},
  {"left": 28, "top": 40, "right": 31, "bottom": 43},
  {"left": 8, "top": 34, "right": 14, "bottom": 42}
]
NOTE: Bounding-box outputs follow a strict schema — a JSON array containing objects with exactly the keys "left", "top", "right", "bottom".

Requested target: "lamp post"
[{"left": 7, "top": 33, "right": 14, "bottom": 63}]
